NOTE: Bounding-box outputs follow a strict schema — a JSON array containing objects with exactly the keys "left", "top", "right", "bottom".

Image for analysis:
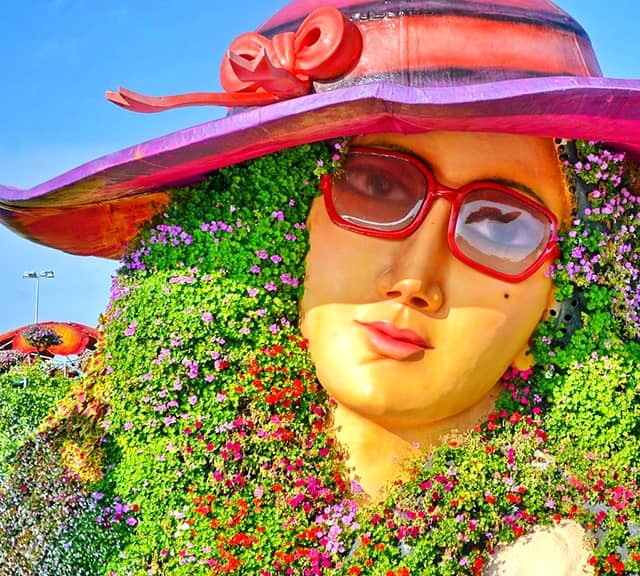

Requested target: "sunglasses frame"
[{"left": 319, "top": 146, "right": 560, "bottom": 283}]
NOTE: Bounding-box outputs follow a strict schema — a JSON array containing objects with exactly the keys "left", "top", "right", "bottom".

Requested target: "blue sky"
[{"left": 1, "top": 0, "right": 638, "bottom": 334}]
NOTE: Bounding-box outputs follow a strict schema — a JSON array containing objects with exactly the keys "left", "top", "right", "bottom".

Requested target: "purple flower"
[
  {"left": 124, "top": 322, "right": 138, "bottom": 337},
  {"left": 182, "top": 358, "right": 199, "bottom": 379}
]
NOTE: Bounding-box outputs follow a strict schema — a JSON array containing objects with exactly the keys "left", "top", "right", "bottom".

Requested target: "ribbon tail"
[
  {"left": 105, "top": 86, "right": 279, "bottom": 113},
  {"left": 228, "top": 49, "right": 310, "bottom": 98}
]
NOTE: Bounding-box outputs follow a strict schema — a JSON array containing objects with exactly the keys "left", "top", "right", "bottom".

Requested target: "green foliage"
[
  {"left": 0, "top": 363, "right": 71, "bottom": 475},
  {"left": 0, "top": 432, "right": 130, "bottom": 576},
  {"left": 100, "top": 142, "right": 346, "bottom": 574}
]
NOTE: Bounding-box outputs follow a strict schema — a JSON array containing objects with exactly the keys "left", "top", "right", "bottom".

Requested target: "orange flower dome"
[{"left": 0, "top": 322, "right": 98, "bottom": 356}]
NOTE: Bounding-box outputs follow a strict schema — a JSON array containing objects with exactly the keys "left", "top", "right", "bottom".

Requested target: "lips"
[{"left": 356, "top": 320, "right": 431, "bottom": 360}]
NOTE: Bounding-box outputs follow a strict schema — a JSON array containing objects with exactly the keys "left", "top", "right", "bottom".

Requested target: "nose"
[{"left": 378, "top": 200, "right": 449, "bottom": 312}]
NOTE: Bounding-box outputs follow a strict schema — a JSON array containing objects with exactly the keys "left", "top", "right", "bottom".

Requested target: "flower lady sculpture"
[{"left": 0, "top": 1, "right": 639, "bottom": 575}]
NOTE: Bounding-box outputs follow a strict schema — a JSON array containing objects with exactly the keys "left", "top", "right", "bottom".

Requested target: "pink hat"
[{"left": 2, "top": 0, "right": 639, "bottom": 258}]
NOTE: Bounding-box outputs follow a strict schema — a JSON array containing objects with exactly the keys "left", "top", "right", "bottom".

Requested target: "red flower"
[
  {"left": 472, "top": 555, "right": 485, "bottom": 576},
  {"left": 266, "top": 345, "right": 283, "bottom": 357},
  {"left": 506, "top": 494, "right": 521, "bottom": 505},
  {"left": 195, "top": 504, "right": 211, "bottom": 516}
]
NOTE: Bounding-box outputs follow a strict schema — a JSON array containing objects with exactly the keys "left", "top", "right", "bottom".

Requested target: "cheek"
[
  {"left": 443, "top": 267, "right": 553, "bottom": 374},
  {"left": 490, "top": 276, "right": 553, "bottom": 346},
  {"left": 301, "top": 201, "right": 395, "bottom": 311}
]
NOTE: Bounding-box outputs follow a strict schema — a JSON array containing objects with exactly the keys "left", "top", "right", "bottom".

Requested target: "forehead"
[{"left": 351, "top": 131, "right": 569, "bottom": 222}]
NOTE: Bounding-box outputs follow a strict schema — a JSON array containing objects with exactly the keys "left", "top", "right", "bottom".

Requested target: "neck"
[{"left": 331, "top": 385, "right": 500, "bottom": 500}]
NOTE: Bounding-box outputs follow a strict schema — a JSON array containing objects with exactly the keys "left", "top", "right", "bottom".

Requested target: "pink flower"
[{"left": 123, "top": 322, "right": 138, "bottom": 336}]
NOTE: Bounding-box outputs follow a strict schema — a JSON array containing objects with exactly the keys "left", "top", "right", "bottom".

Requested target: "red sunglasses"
[{"left": 319, "top": 147, "right": 560, "bottom": 283}]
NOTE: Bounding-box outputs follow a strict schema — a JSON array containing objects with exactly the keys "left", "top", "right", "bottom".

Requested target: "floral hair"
[{"left": 1, "top": 139, "right": 638, "bottom": 575}]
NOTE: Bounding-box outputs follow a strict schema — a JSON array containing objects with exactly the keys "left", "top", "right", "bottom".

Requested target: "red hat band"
[
  {"left": 108, "top": 0, "right": 602, "bottom": 114},
  {"left": 259, "top": 0, "right": 602, "bottom": 92}
]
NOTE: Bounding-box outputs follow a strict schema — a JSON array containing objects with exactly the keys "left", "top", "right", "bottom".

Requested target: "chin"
[{"left": 322, "top": 370, "right": 441, "bottom": 424}]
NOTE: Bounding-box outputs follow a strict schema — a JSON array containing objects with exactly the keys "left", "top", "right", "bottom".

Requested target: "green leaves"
[{"left": 0, "top": 364, "right": 70, "bottom": 475}]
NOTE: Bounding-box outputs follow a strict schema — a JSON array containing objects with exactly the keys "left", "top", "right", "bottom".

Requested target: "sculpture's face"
[{"left": 300, "top": 131, "right": 568, "bottom": 428}]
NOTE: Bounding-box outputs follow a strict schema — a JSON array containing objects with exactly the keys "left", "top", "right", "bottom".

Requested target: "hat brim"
[{"left": 2, "top": 76, "right": 640, "bottom": 259}]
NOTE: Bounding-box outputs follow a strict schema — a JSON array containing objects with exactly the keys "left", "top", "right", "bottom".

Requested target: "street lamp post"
[{"left": 22, "top": 270, "right": 55, "bottom": 324}]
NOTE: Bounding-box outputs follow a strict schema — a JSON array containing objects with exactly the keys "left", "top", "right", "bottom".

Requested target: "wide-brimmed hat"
[{"left": 2, "top": 0, "right": 640, "bottom": 259}]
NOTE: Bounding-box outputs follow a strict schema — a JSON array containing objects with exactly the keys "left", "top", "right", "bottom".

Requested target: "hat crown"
[{"left": 258, "top": 0, "right": 602, "bottom": 91}]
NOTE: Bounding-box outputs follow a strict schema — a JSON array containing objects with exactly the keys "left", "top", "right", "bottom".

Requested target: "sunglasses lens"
[
  {"left": 331, "top": 152, "right": 426, "bottom": 232},
  {"left": 454, "top": 188, "right": 552, "bottom": 276}
]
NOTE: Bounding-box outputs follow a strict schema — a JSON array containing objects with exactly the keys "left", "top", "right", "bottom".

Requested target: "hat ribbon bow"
[{"left": 106, "top": 6, "right": 362, "bottom": 113}]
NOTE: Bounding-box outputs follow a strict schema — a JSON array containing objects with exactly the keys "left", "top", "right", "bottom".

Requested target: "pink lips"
[{"left": 356, "top": 321, "right": 431, "bottom": 360}]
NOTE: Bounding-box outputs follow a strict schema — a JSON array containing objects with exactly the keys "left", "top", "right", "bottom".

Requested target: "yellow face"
[{"left": 300, "top": 131, "right": 568, "bottom": 429}]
